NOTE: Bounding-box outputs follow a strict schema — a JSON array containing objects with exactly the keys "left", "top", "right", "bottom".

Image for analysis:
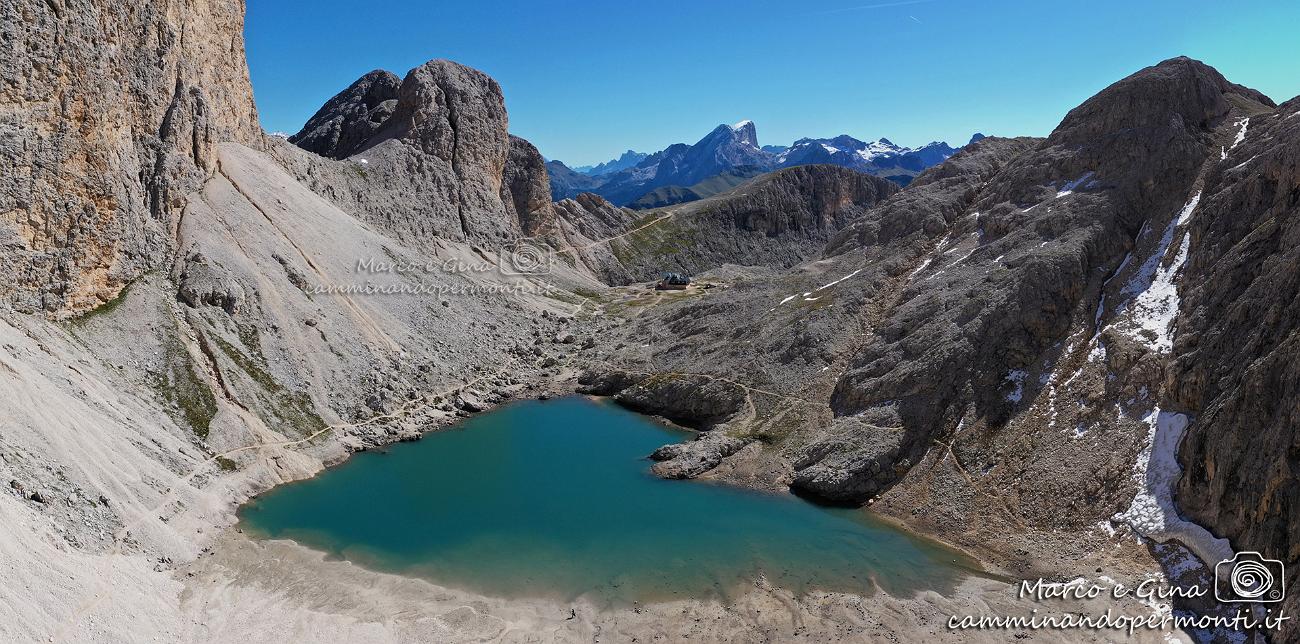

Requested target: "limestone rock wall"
[{"left": 0, "top": 0, "right": 261, "bottom": 315}]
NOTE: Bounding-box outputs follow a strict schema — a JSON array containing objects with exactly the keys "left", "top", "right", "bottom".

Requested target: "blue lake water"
[{"left": 238, "top": 396, "right": 978, "bottom": 603}]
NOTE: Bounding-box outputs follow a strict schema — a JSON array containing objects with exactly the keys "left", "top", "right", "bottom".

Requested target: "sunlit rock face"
[{"left": 2, "top": 0, "right": 262, "bottom": 315}]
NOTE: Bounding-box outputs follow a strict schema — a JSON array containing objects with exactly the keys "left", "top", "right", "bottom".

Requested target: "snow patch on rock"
[
  {"left": 1055, "top": 171, "right": 1095, "bottom": 198},
  {"left": 1005, "top": 370, "right": 1028, "bottom": 404},
  {"left": 1112, "top": 194, "right": 1200, "bottom": 353},
  {"left": 1112, "top": 409, "right": 1232, "bottom": 568},
  {"left": 1229, "top": 117, "right": 1249, "bottom": 150}
]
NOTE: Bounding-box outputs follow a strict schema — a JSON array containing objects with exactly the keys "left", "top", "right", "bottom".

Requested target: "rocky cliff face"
[
  {"left": 1170, "top": 94, "right": 1300, "bottom": 626},
  {"left": 814, "top": 57, "right": 1269, "bottom": 504},
  {"left": 546, "top": 159, "right": 604, "bottom": 201},
  {"left": 1, "top": 0, "right": 261, "bottom": 315},
  {"left": 551, "top": 192, "right": 640, "bottom": 283},
  {"left": 501, "top": 136, "right": 555, "bottom": 236},
  {"left": 598, "top": 164, "right": 898, "bottom": 284}
]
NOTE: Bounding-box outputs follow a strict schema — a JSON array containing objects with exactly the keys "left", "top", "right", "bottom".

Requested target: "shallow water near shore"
[{"left": 238, "top": 396, "right": 979, "bottom": 604}]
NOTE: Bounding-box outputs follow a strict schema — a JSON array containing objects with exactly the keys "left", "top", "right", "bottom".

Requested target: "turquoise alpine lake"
[{"left": 238, "top": 396, "right": 980, "bottom": 603}]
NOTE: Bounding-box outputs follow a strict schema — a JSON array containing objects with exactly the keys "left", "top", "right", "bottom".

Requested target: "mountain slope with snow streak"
[{"left": 580, "top": 59, "right": 1286, "bottom": 611}]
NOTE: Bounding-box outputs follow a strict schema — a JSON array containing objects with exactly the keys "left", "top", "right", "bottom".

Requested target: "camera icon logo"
[
  {"left": 1214, "top": 551, "right": 1285, "bottom": 603},
  {"left": 498, "top": 240, "right": 554, "bottom": 276}
]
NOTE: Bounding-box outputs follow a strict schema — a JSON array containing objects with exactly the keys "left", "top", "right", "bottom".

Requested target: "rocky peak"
[
  {"left": 664, "top": 121, "right": 771, "bottom": 187},
  {"left": 827, "top": 134, "right": 864, "bottom": 149},
  {"left": 578, "top": 149, "right": 649, "bottom": 176},
  {"left": 698, "top": 123, "right": 751, "bottom": 151},
  {"left": 1040, "top": 56, "right": 1276, "bottom": 225},
  {"left": 374, "top": 60, "right": 510, "bottom": 162},
  {"left": 545, "top": 159, "right": 604, "bottom": 200},
  {"left": 907, "top": 141, "right": 957, "bottom": 166},
  {"left": 729, "top": 120, "right": 758, "bottom": 147},
  {"left": 289, "top": 70, "right": 401, "bottom": 158},
  {"left": 1051, "top": 56, "right": 1274, "bottom": 149},
  {"left": 285, "top": 59, "right": 555, "bottom": 243}
]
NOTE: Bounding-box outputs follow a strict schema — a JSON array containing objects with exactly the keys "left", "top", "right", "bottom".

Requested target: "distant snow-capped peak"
[
  {"left": 726, "top": 119, "right": 759, "bottom": 148},
  {"left": 857, "top": 138, "right": 907, "bottom": 162}
]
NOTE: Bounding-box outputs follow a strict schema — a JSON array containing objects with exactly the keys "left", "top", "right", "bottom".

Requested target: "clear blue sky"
[{"left": 246, "top": 0, "right": 1298, "bottom": 167}]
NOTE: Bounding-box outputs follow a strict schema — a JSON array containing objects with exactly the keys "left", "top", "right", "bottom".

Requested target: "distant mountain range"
[
  {"left": 572, "top": 150, "right": 648, "bottom": 176},
  {"left": 770, "top": 136, "right": 956, "bottom": 185},
  {"left": 550, "top": 121, "right": 978, "bottom": 207}
]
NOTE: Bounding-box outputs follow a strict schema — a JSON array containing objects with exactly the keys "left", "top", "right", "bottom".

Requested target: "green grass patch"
[
  {"left": 544, "top": 289, "right": 585, "bottom": 306},
  {"left": 146, "top": 332, "right": 219, "bottom": 440},
  {"left": 610, "top": 213, "right": 700, "bottom": 266},
  {"left": 570, "top": 286, "right": 611, "bottom": 301},
  {"left": 210, "top": 333, "right": 327, "bottom": 437},
  {"left": 67, "top": 280, "right": 135, "bottom": 327},
  {"left": 212, "top": 334, "right": 278, "bottom": 392}
]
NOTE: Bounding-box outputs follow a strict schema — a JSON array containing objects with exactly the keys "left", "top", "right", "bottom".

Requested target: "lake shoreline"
[
  {"left": 182, "top": 529, "right": 1173, "bottom": 643},
  {"left": 203, "top": 386, "right": 1170, "bottom": 643}
]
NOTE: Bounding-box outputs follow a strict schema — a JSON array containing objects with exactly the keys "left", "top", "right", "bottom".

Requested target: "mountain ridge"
[
  {"left": 574, "top": 149, "right": 650, "bottom": 176},
  {"left": 549, "top": 122, "right": 968, "bottom": 205}
]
